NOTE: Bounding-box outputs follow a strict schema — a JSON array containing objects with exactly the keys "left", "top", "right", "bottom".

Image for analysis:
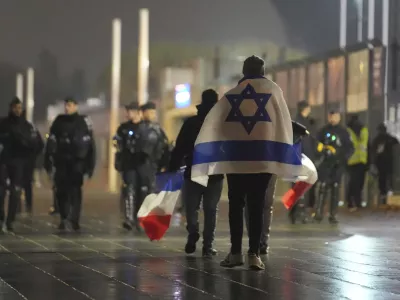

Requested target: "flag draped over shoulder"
[
  {"left": 191, "top": 76, "right": 318, "bottom": 186},
  {"left": 138, "top": 171, "right": 183, "bottom": 241}
]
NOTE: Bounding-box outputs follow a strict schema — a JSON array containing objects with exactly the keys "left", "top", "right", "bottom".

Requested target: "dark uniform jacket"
[
  {"left": 44, "top": 113, "right": 96, "bottom": 176},
  {"left": 0, "top": 114, "right": 41, "bottom": 163},
  {"left": 317, "top": 124, "right": 354, "bottom": 166},
  {"left": 114, "top": 120, "right": 165, "bottom": 172}
]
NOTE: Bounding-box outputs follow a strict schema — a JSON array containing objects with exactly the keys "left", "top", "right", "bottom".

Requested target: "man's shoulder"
[{"left": 184, "top": 116, "right": 197, "bottom": 125}]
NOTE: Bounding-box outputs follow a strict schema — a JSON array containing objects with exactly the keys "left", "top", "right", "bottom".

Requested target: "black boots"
[
  {"left": 329, "top": 183, "right": 339, "bottom": 224},
  {"left": 314, "top": 183, "right": 327, "bottom": 222},
  {"left": 314, "top": 182, "right": 339, "bottom": 224}
]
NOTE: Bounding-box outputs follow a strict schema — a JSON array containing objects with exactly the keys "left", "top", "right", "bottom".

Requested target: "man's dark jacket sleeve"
[
  {"left": 168, "top": 119, "right": 191, "bottom": 171},
  {"left": 84, "top": 116, "right": 96, "bottom": 177}
]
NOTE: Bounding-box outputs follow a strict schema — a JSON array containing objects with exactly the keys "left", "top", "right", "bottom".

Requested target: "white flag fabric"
[
  {"left": 281, "top": 154, "right": 318, "bottom": 209},
  {"left": 191, "top": 76, "right": 318, "bottom": 185}
]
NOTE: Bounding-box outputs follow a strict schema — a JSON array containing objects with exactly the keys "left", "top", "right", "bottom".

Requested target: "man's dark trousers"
[
  {"left": 122, "top": 163, "right": 156, "bottom": 224},
  {"left": 23, "top": 161, "right": 35, "bottom": 212},
  {"left": 182, "top": 179, "right": 222, "bottom": 249},
  {"left": 244, "top": 174, "right": 276, "bottom": 248},
  {"left": 347, "top": 163, "right": 367, "bottom": 208},
  {"left": 227, "top": 173, "right": 271, "bottom": 255},
  {"left": 54, "top": 162, "right": 84, "bottom": 224},
  {"left": 0, "top": 160, "right": 24, "bottom": 225}
]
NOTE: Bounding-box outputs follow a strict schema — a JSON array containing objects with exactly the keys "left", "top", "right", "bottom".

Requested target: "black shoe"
[
  {"left": 71, "top": 222, "right": 80, "bottom": 231},
  {"left": 202, "top": 248, "right": 218, "bottom": 258},
  {"left": 5, "top": 223, "right": 13, "bottom": 232},
  {"left": 301, "top": 215, "right": 309, "bottom": 224},
  {"left": 122, "top": 221, "right": 133, "bottom": 231},
  {"left": 328, "top": 216, "right": 339, "bottom": 225},
  {"left": 185, "top": 233, "right": 200, "bottom": 254},
  {"left": 58, "top": 221, "right": 66, "bottom": 230},
  {"left": 313, "top": 215, "right": 323, "bottom": 223},
  {"left": 260, "top": 245, "right": 269, "bottom": 255}
]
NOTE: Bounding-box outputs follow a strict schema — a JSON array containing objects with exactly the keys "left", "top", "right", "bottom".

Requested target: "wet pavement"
[{"left": 1, "top": 189, "right": 400, "bottom": 300}]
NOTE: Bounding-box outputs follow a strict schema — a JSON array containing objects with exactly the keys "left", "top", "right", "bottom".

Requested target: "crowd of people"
[
  {"left": 288, "top": 99, "right": 399, "bottom": 224},
  {"left": 0, "top": 55, "right": 398, "bottom": 271}
]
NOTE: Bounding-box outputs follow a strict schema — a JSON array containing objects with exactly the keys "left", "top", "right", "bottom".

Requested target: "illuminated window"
[
  {"left": 276, "top": 71, "right": 288, "bottom": 98},
  {"left": 372, "top": 47, "right": 383, "bottom": 97},
  {"left": 289, "top": 67, "right": 306, "bottom": 106},
  {"left": 307, "top": 62, "right": 324, "bottom": 106},
  {"left": 347, "top": 50, "right": 369, "bottom": 113},
  {"left": 328, "top": 56, "right": 345, "bottom": 102}
]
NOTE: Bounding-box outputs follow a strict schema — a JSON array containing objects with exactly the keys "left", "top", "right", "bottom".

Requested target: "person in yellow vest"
[{"left": 346, "top": 115, "right": 368, "bottom": 211}]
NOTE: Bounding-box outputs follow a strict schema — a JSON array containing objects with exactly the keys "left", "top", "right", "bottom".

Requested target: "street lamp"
[{"left": 108, "top": 18, "right": 122, "bottom": 193}]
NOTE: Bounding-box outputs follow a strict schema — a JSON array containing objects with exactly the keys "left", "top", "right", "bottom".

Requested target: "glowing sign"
[{"left": 175, "top": 84, "right": 191, "bottom": 108}]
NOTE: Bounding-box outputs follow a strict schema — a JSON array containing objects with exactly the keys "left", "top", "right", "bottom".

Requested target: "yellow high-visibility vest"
[{"left": 347, "top": 127, "right": 368, "bottom": 165}]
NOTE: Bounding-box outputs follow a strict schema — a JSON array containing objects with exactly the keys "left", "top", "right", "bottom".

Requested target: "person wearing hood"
[
  {"left": 346, "top": 115, "right": 369, "bottom": 210},
  {"left": 168, "top": 89, "right": 223, "bottom": 258},
  {"left": 0, "top": 98, "right": 41, "bottom": 231},
  {"left": 371, "top": 123, "right": 399, "bottom": 206}
]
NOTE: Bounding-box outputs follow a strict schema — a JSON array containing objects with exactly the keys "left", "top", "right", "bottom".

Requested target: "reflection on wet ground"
[{"left": 1, "top": 212, "right": 400, "bottom": 300}]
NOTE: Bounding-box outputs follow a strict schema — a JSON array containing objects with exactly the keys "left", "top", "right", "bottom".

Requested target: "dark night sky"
[{"left": 0, "top": 0, "right": 343, "bottom": 88}]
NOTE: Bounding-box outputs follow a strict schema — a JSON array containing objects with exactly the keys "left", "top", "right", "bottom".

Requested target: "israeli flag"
[{"left": 191, "top": 76, "right": 318, "bottom": 186}]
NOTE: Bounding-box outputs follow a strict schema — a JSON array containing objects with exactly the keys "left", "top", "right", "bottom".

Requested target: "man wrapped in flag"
[{"left": 191, "top": 55, "right": 318, "bottom": 270}]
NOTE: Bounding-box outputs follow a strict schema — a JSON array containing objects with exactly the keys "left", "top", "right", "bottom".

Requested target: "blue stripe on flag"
[
  {"left": 193, "top": 140, "right": 302, "bottom": 165},
  {"left": 155, "top": 171, "right": 184, "bottom": 192}
]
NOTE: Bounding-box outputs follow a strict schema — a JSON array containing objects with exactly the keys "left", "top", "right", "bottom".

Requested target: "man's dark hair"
[
  {"left": 125, "top": 101, "right": 140, "bottom": 111},
  {"left": 140, "top": 102, "right": 156, "bottom": 111},
  {"left": 242, "top": 55, "right": 265, "bottom": 77},
  {"left": 201, "top": 89, "right": 218, "bottom": 106},
  {"left": 297, "top": 100, "right": 309, "bottom": 113},
  {"left": 10, "top": 97, "right": 22, "bottom": 107},
  {"left": 64, "top": 96, "right": 77, "bottom": 104}
]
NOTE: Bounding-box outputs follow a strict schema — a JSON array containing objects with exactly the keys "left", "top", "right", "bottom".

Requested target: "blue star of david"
[{"left": 225, "top": 83, "right": 272, "bottom": 134}]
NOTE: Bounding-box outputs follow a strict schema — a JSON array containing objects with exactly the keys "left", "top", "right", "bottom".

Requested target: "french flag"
[
  {"left": 281, "top": 154, "right": 318, "bottom": 210},
  {"left": 137, "top": 171, "right": 184, "bottom": 241}
]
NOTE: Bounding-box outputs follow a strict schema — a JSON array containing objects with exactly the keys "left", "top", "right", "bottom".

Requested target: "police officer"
[
  {"left": 346, "top": 115, "right": 368, "bottom": 210},
  {"left": 115, "top": 102, "right": 163, "bottom": 231},
  {"left": 44, "top": 97, "right": 96, "bottom": 231},
  {"left": 0, "top": 98, "right": 41, "bottom": 231},
  {"left": 289, "top": 101, "right": 317, "bottom": 223},
  {"left": 140, "top": 102, "right": 169, "bottom": 172},
  {"left": 314, "top": 110, "right": 354, "bottom": 224}
]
